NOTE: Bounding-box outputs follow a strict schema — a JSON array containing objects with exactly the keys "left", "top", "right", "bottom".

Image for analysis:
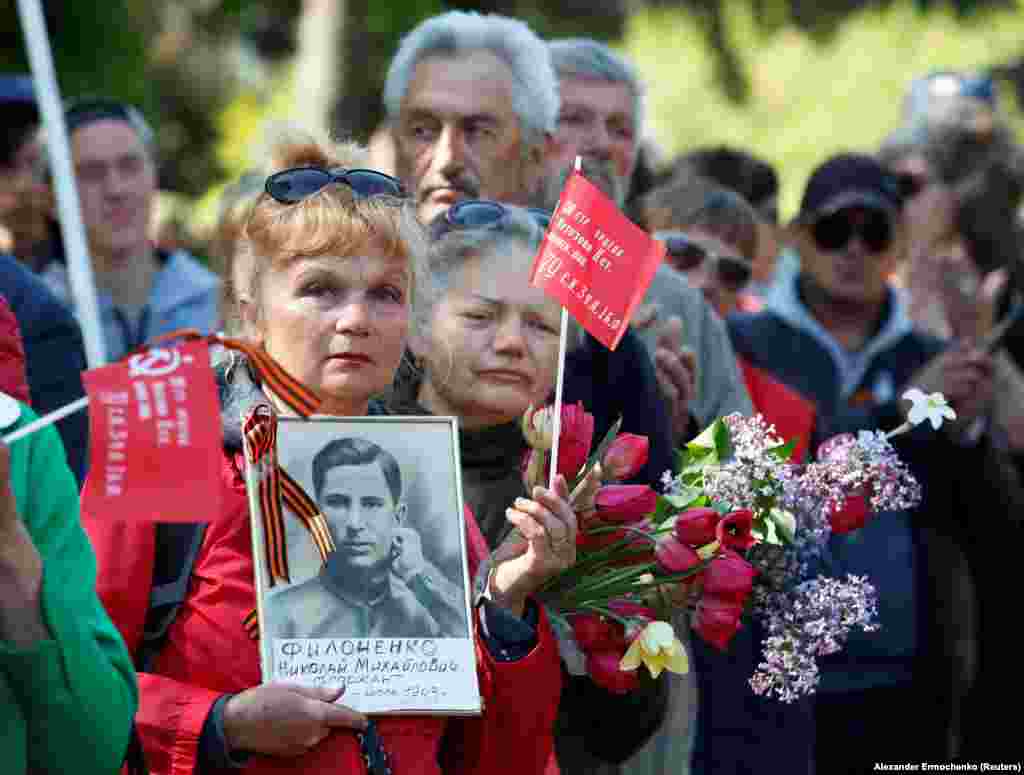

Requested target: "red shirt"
[{"left": 85, "top": 449, "right": 562, "bottom": 775}]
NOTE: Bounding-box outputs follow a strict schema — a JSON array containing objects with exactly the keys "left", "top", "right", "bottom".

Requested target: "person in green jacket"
[{"left": 0, "top": 393, "right": 138, "bottom": 774}]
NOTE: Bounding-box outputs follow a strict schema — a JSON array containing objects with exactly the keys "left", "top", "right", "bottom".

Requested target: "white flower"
[{"left": 902, "top": 388, "right": 957, "bottom": 430}]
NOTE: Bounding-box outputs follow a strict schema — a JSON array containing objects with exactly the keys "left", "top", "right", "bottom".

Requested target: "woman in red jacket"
[{"left": 84, "top": 135, "right": 574, "bottom": 775}]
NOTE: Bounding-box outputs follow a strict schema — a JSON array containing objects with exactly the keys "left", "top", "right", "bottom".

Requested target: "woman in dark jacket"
[{"left": 389, "top": 201, "right": 668, "bottom": 775}]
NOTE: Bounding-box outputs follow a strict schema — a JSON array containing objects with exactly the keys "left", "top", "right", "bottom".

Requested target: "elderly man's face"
[
  {"left": 394, "top": 50, "right": 544, "bottom": 225},
  {"left": 70, "top": 119, "right": 156, "bottom": 261},
  {"left": 320, "top": 461, "right": 398, "bottom": 578},
  {"left": 549, "top": 76, "right": 637, "bottom": 206}
]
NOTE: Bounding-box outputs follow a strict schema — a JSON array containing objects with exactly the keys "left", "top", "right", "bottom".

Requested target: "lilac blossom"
[{"left": 750, "top": 575, "right": 879, "bottom": 702}]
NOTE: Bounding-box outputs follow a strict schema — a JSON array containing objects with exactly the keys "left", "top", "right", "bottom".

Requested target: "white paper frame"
[{"left": 244, "top": 415, "right": 481, "bottom": 716}]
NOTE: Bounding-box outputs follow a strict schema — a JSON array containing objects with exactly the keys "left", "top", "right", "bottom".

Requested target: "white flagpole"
[
  {"left": 546, "top": 155, "right": 583, "bottom": 490},
  {"left": 2, "top": 396, "right": 89, "bottom": 445},
  {"left": 16, "top": 0, "right": 107, "bottom": 368}
]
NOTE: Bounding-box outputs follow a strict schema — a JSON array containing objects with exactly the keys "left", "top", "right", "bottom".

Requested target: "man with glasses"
[
  {"left": 37, "top": 99, "right": 220, "bottom": 362},
  {"left": 728, "top": 153, "right": 995, "bottom": 771}
]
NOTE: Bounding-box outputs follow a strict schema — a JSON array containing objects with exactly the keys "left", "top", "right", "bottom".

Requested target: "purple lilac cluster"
[
  {"left": 749, "top": 574, "right": 879, "bottom": 702},
  {"left": 796, "top": 430, "right": 922, "bottom": 515},
  {"left": 700, "top": 414, "right": 794, "bottom": 512}
]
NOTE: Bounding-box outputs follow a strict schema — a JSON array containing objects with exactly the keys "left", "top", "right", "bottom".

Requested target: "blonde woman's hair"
[{"left": 239, "top": 128, "right": 429, "bottom": 329}]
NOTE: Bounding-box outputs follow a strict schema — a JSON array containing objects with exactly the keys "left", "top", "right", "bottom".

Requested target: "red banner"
[
  {"left": 530, "top": 170, "right": 665, "bottom": 350},
  {"left": 81, "top": 339, "right": 222, "bottom": 523}
]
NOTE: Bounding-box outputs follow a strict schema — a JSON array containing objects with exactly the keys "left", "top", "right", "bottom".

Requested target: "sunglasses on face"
[
  {"left": 264, "top": 166, "right": 405, "bottom": 205},
  {"left": 811, "top": 209, "right": 893, "bottom": 254},
  {"left": 656, "top": 232, "right": 753, "bottom": 292},
  {"left": 430, "top": 199, "right": 550, "bottom": 243}
]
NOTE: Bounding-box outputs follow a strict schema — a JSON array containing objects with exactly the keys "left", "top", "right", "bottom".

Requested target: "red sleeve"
[
  {"left": 442, "top": 507, "right": 563, "bottom": 774},
  {"left": 81, "top": 481, "right": 224, "bottom": 775},
  {"left": 0, "top": 294, "right": 31, "bottom": 403}
]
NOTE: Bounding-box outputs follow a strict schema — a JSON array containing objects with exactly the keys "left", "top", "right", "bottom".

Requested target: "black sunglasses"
[
  {"left": 812, "top": 209, "right": 893, "bottom": 254},
  {"left": 657, "top": 232, "right": 753, "bottom": 292},
  {"left": 430, "top": 199, "right": 550, "bottom": 243},
  {"left": 264, "top": 166, "right": 405, "bottom": 205}
]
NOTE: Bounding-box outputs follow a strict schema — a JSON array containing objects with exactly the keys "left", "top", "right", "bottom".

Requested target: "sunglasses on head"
[
  {"left": 811, "top": 208, "right": 893, "bottom": 254},
  {"left": 264, "top": 166, "right": 405, "bottom": 205},
  {"left": 656, "top": 232, "right": 753, "bottom": 292},
  {"left": 430, "top": 199, "right": 550, "bottom": 243}
]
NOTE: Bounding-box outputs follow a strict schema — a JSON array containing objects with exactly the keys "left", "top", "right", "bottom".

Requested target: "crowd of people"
[{"left": 1, "top": 10, "right": 1022, "bottom": 775}]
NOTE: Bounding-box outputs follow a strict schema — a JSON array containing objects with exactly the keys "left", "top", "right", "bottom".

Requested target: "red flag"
[
  {"left": 81, "top": 339, "right": 222, "bottom": 523},
  {"left": 530, "top": 170, "right": 665, "bottom": 350}
]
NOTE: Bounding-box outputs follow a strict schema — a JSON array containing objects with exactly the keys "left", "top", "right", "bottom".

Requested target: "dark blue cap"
[{"left": 799, "top": 153, "right": 902, "bottom": 221}]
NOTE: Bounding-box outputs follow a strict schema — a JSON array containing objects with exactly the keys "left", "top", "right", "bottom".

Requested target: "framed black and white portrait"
[{"left": 244, "top": 414, "right": 481, "bottom": 715}]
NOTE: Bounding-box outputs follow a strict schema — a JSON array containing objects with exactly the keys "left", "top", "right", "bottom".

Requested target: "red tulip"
[
  {"left": 694, "top": 598, "right": 745, "bottom": 651},
  {"left": 556, "top": 402, "right": 595, "bottom": 481},
  {"left": 602, "top": 433, "right": 650, "bottom": 481},
  {"left": 716, "top": 509, "right": 757, "bottom": 551},
  {"left": 595, "top": 485, "right": 658, "bottom": 523},
  {"left": 702, "top": 550, "right": 757, "bottom": 606},
  {"left": 587, "top": 649, "right": 640, "bottom": 694},
  {"left": 829, "top": 488, "right": 871, "bottom": 534},
  {"left": 571, "top": 613, "right": 623, "bottom": 652},
  {"left": 673, "top": 507, "right": 721, "bottom": 547},
  {"left": 655, "top": 534, "right": 703, "bottom": 576}
]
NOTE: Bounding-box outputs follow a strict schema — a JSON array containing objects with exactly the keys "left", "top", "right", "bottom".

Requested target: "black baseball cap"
[{"left": 798, "top": 153, "right": 902, "bottom": 222}]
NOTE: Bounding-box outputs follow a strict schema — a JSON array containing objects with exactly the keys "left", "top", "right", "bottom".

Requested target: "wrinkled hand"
[
  {"left": 653, "top": 316, "right": 696, "bottom": 444},
  {"left": 223, "top": 683, "right": 367, "bottom": 757},
  {"left": 938, "top": 250, "right": 1009, "bottom": 344},
  {"left": 391, "top": 526, "right": 426, "bottom": 583},
  {"left": 491, "top": 475, "right": 578, "bottom": 616},
  {"left": 909, "top": 344, "right": 994, "bottom": 426}
]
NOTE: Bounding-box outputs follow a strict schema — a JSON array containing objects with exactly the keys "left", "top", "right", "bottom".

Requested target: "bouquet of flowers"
[{"left": 518, "top": 389, "right": 953, "bottom": 700}]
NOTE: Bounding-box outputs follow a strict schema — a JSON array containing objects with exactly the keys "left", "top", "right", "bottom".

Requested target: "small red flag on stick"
[{"left": 529, "top": 167, "right": 665, "bottom": 351}]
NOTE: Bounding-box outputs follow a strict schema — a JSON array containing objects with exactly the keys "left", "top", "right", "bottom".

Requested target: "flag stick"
[
  {"left": 547, "top": 307, "right": 570, "bottom": 490},
  {"left": 546, "top": 155, "right": 583, "bottom": 491},
  {"left": 16, "top": 0, "right": 107, "bottom": 367},
  {"left": 2, "top": 396, "right": 89, "bottom": 445}
]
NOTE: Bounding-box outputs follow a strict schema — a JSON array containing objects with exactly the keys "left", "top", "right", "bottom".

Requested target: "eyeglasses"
[
  {"left": 656, "top": 232, "right": 753, "bottom": 292},
  {"left": 429, "top": 199, "right": 550, "bottom": 243},
  {"left": 812, "top": 209, "right": 893, "bottom": 254},
  {"left": 264, "top": 166, "right": 405, "bottom": 205}
]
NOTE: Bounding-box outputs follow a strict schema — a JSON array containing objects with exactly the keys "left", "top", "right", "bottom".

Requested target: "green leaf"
[
  {"left": 687, "top": 419, "right": 721, "bottom": 453},
  {"left": 713, "top": 418, "right": 735, "bottom": 461},
  {"left": 767, "top": 439, "right": 798, "bottom": 462},
  {"left": 752, "top": 514, "right": 782, "bottom": 546},
  {"left": 770, "top": 508, "right": 797, "bottom": 544},
  {"left": 571, "top": 416, "right": 623, "bottom": 491}
]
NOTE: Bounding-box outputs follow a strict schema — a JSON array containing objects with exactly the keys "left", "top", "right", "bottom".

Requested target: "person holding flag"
[
  {"left": 387, "top": 197, "right": 669, "bottom": 767},
  {"left": 83, "top": 133, "right": 576, "bottom": 775}
]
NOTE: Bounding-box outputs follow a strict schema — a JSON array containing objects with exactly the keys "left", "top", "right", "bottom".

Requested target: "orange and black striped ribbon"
[
  {"left": 242, "top": 405, "right": 290, "bottom": 587},
  {"left": 130, "top": 329, "right": 327, "bottom": 636}
]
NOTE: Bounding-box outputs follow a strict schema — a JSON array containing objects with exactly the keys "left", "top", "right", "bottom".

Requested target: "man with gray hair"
[
  {"left": 547, "top": 38, "right": 752, "bottom": 438},
  {"left": 545, "top": 38, "right": 754, "bottom": 775},
  {"left": 384, "top": 11, "right": 557, "bottom": 225}
]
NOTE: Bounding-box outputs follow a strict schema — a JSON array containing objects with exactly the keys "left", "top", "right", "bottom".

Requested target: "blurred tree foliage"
[{"left": 2, "top": 0, "right": 1022, "bottom": 206}]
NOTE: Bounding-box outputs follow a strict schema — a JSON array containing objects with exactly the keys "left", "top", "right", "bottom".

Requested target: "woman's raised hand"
[
  {"left": 223, "top": 683, "right": 367, "bottom": 757},
  {"left": 489, "top": 474, "right": 578, "bottom": 617}
]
